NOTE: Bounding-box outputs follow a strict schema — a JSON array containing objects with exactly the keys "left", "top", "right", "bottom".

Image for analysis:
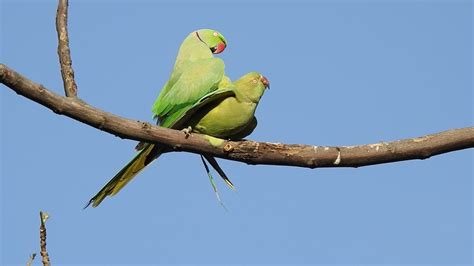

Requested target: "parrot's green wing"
[
  {"left": 152, "top": 58, "right": 225, "bottom": 125},
  {"left": 169, "top": 87, "right": 235, "bottom": 130},
  {"left": 151, "top": 29, "right": 225, "bottom": 116},
  {"left": 227, "top": 116, "right": 258, "bottom": 140},
  {"left": 133, "top": 87, "right": 232, "bottom": 152}
]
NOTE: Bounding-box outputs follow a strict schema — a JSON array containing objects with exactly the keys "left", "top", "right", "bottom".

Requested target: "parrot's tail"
[
  {"left": 200, "top": 155, "right": 235, "bottom": 209},
  {"left": 203, "top": 155, "right": 235, "bottom": 190},
  {"left": 85, "top": 143, "right": 163, "bottom": 208}
]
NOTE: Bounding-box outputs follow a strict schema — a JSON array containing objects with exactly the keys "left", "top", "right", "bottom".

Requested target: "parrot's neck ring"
[{"left": 195, "top": 31, "right": 206, "bottom": 45}]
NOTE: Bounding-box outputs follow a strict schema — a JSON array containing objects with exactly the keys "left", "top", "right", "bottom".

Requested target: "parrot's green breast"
[{"left": 189, "top": 97, "right": 256, "bottom": 139}]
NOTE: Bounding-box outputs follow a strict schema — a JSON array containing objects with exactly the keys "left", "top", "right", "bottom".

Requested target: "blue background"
[{"left": 1, "top": 0, "right": 472, "bottom": 264}]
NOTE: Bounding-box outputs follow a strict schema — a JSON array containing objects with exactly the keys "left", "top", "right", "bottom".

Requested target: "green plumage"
[
  {"left": 152, "top": 29, "right": 227, "bottom": 122},
  {"left": 87, "top": 30, "right": 269, "bottom": 208},
  {"left": 189, "top": 72, "right": 267, "bottom": 139}
]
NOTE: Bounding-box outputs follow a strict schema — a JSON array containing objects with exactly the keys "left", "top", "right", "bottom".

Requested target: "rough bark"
[
  {"left": 39, "top": 212, "right": 51, "bottom": 266},
  {"left": 1, "top": 63, "right": 473, "bottom": 168},
  {"left": 55, "top": 0, "right": 77, "bottom": 97}
]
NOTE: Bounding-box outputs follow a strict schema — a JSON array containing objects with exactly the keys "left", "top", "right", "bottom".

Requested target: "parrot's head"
[
  {"left": 195, "top": 29, "right": 227, "bottom": 54},
  {"left": 234, "top": 72, "right": 270, "bottom": 103}
]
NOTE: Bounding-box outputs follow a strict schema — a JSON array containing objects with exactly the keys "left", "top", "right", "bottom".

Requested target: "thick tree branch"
[
  {"left": 1, "top": 63, "right": 473, "bottom": 168},
  {"left": 56, "top": 0, "right": 77, "bottom": 97}
]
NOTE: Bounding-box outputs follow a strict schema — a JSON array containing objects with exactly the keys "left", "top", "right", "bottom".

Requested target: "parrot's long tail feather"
[
  {"left": 203, "top": 155, "right": 235, "bottom": 190},
  {"left": 85, "top": 143, "right": 162, "bottom": 208},
  {"left": 200, "top": 155, "right": 227, "bottom": 210}
]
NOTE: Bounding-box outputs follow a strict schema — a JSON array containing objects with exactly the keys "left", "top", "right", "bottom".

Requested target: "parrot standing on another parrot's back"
[{"left": 86, "top": 29, "right": 228, "bottom": 207}]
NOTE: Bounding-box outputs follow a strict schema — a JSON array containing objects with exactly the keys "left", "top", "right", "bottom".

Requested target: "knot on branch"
[{"left": 223, "top": 143, "right": 234, "bottom": 153}]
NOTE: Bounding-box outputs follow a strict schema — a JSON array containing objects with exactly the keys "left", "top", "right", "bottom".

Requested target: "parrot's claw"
[{"left": 181, "top": 126, "right": 192, "bottom": 139}]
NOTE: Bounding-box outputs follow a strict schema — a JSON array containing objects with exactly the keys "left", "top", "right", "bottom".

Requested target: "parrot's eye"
[
  {"left": 213, "top": 31, "right": 218, "bottom": 37},
  {"left": 252, "top": 79, "right": 258, "bottom": 84}
]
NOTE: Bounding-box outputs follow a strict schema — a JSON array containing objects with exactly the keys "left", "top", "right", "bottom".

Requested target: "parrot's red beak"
[
  {"left": 212, "top": 42, "right": 226, "bottom": 54},
  {"left": 260, "top": 75, "right": 270, "bottom": 89}
]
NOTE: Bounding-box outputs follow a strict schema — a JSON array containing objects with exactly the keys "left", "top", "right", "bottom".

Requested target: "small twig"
[
  {"left": 39, "top": 211, "right": 51, "bottom": 266},
  {"left": 56, "top": 0, "right": 78, "bottom": 97},
  {"left": 26, "top": 253, "right": 36, "bottom": 266}
]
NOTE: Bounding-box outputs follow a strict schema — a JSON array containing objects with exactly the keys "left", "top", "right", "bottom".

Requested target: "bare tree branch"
[
  {"left": 26, "top": 253, "right": 36, "bottom": 266},
  {"left": 56, "top": 0, "right": 77, "bottom": 97},
  {"left": 1, "top": 63, "right": 473, "bottom": 168},
  {"left": 39, "top": 211, "right": 51, "bottom": 266}
]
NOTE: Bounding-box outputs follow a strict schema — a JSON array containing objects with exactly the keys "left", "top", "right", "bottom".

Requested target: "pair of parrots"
[{"left": 87, "top": 29, "right": 269, "bottom": 207}]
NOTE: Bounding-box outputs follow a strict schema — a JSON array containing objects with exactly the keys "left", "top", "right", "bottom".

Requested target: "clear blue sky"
[{"left": 1, "top": 0, "right": 472, "bottom": 265}]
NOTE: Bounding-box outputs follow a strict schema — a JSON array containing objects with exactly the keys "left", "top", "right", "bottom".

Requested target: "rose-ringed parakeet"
[
  {"left": 186, "top": 73, "right": 269, "bottom": 199},
  {"left": 87, "top": 72, "right": 269, "bottom": 207},
  {"left": 152, "top": 29, "right": 227, "bottom": 123}
]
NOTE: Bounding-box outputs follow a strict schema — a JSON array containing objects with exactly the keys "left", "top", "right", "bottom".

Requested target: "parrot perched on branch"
[{"left": 86, "top": 29, "right": 269, "bottom": 207}]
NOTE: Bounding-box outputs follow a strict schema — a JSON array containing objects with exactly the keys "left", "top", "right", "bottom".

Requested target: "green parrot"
[
  {"left": 86, "top": 29, "right": 228, "bottom": 208},
  {"left": 186, "top": 73, "right": 269, "bottom": 199},
  {"left": 145, "top": 28, "right": 231, "bottom": 192},
  {"left": 152, "top": 29, "right": 227, "bottom": 123},
  {"left": 186, "top": 73, "right": 269, "bottom": 138},
  {"left": 87, "top": 72, "right": 269, "bottom": 207}
]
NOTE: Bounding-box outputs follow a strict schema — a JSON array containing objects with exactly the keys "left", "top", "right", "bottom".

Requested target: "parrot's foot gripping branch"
[{"left": 181, "top": 126, "right": 193, "bottom": 139}]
